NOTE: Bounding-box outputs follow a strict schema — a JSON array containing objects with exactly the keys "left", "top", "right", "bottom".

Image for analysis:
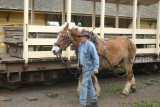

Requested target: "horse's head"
[
  {"left": 52, "top": 23, "right": 91, "bottom": 55},
  {"left": 52, "top": 23, "right": 71, "bottom": 55}
]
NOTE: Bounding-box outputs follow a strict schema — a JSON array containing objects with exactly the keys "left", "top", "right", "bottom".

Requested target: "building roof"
[
  {"left": 84, "top": 0, "right": 158, "bottom": 6},
  {"left": 0, "top": 0, "right": 158, "bottom": 19}
]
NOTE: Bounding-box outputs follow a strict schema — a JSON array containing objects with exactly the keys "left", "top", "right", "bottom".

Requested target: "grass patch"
[
  {"left": 130, "top": 100, "right": 160, "bottom": 107},
  {"left": 111, "top": 84, "right": 124, "bottom": 94},
  {"left": 102, "top": 83, "right": 143, "bottom": 94},
  {"left": 102, "top": 83, "right": 124, "bottom": 94},
  {"left": 120, "top": 100, "right": 160, "bottom": 107}
]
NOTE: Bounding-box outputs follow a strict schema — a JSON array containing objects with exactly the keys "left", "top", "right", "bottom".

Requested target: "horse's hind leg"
[
  {"left": 77, "top": 74, "right": 83, "bottom": 96},
  {"left": 77, "top": 74, "right": 101, "bottom": 97},
  {"left": 92, "top": 75, "right": 101, "bottom": 97},
  {"left": 131, "top": 75, "right": 136, "bottom": 92},
  {"left": 122, "top": 63, "right": 135, "bottom": 96}
]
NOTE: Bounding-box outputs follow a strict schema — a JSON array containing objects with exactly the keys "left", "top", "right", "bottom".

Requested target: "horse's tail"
[{"left": 128, "top": 39, "right": 137, "bottom": 64}]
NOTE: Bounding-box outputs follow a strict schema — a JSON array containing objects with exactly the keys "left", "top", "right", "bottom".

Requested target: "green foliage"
[
  {"left": 130, "top": 100, "right": 160, "bottom": 107},
  {"left": 102, "top": 83, "right": 124, "bottom": 94},
  {"left": 111, "top": 84, "right": 124, "bottom": 94}
]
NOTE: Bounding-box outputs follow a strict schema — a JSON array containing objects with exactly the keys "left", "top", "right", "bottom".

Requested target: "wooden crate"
[{"left": 3, "top": 27, "right": 34, "bottom": 58}]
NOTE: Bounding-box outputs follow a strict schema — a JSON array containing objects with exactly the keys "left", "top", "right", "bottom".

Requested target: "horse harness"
[{"left": 54, "top": 31, "right": 71, "bottom": 50}]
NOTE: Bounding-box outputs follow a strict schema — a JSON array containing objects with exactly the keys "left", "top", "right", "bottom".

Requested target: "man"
[{"left": 78, "top": 31, "right": 99, "bottom": 107}]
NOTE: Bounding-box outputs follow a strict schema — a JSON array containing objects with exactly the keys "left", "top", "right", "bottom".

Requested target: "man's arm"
[{"left": 90, "top": 44, "right": 99, "bottom": 73}]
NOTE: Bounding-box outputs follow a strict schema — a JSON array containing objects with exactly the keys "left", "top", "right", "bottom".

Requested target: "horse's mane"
[{"left": 59, "top": 23, "right": 90, "bottom": 34}]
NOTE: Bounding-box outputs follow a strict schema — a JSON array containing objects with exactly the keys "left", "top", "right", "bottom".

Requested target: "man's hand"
[{"left": 94, "top": 69, "right": 99, "bottom": 74}]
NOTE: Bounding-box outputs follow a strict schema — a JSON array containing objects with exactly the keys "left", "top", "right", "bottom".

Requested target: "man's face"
[{"left": 80, "top": 36, "right": 87, "bottom": 43}]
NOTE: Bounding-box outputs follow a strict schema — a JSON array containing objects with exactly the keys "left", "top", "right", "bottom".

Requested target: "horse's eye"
[{"left": 61, "top": 35, "right": 64, "bottom": 38}]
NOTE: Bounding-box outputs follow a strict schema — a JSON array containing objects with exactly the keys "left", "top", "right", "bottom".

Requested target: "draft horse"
[{"left": 52, "top": 23, "right": 137, "bottom": 96}]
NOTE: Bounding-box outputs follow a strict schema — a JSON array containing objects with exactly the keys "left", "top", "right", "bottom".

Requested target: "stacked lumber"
[{"left": 3, "top": 27, "right": 23, "bottom": 45}]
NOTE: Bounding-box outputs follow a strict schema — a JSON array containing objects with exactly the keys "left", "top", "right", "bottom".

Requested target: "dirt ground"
[{"left": 0, "top": 72, "right": 160, "bottom": 107}]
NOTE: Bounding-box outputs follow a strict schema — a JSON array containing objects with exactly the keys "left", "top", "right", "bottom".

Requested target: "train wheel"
[
  {"left": 42, "top": 79, "right": 57, "bottom": 86},
  {"left": 4, "top": 81, "right": 21, "bottom": 89}
]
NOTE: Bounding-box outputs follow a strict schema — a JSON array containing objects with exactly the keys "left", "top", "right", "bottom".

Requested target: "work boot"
[{"left": 86, "top": 102, "right": 98, "bottom": 107}]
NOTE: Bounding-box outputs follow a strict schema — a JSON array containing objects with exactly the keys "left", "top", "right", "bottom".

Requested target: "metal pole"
[
  {"left": 31, "top": 0, "right": 34, "bottom": 25},
  {"left": 100, "top": 0, "right": 105, "bottom": 38},
  {"left": 92, "top": 0, "right": 96, "bottom": 27},
  {"left": 137, "top": 4, "right": 140, "bottom": 29},
  {"left": 66, "top": 0, "right": 71, "bottom": 59},
  {"left": 156, "top": 0, "right": 160, "bottom": 55},
  {"left": 23, "top": 0, "right": 29, "bottom": 63},
  {"left": 132, "top": 0, "right": 137, "bottom": 42},
  {"left": 115, "top": 3, "right": 119, "bottom": 28},
  {"left": 62, "top": 0, "right": 65, "bottom": 24}
]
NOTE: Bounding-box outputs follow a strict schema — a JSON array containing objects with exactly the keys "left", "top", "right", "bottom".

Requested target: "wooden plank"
[
  {"left": 135, "top": 39, "right": 156, "bottom": 44},
  {"left": 103, "top": 28, "right": 132, "bottom": 34},
  {"left": 132, "top": 0, "right": 137, "bottom": 41},
  {"left": 23, "top": 0, "right": 29, "bottom": 63},
  {"left": 3, "top": 27, "right": 23, "bottom": 31},
  {"left": 66, "top": 0, "right": 72, "bottom": 60},
  {"left": 100, "top": 0, "right": 105, "bottom": 38},
  {"left": 28, "top": 38, "right": 56, "bottom": 45},
  {"left": 137, "top": 48, "right": 156, "bottom": 54},
  {"left": 115, "top": 3, "right": 119, "bottom": 28},
  {"left": 92, "top": 0, "right": 96, "bottom": 27},
  {"left": 28, "top": 50, "right": 75, "bottom": 58},
  {"left": 28, "top": 25, "right": 59, "bottom": 33},
  {"left": 62, "top": 0, "right": 65, "bottom": 24},
  {"left": 5, "top": 31, "right": 23, "bottom": 35},
  {"left": 156, "top": 0, "right": 160, "bottom": 55},
  {"left": 136, "top": 29, "right": 156, "bottom": 34},
  {"left": 31, "top": 0, "right": 35, "bottom": 25},
  {"left": 137, "top": 5, "right": 140, "bottom": 29}
]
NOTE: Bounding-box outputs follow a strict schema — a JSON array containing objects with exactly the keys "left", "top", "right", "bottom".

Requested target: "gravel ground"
[{"left": 0, "top": 72, "right": 160, "bottom": 107}]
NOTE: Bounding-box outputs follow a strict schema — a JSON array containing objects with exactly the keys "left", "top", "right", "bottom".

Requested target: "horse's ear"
[
  {"left": 82, "top": 28, "right": 90, "bottom": 33},
  {"left": 64, "top": 23, "right": 69, "bottom": 31},
  {"left": 62, "top": 22, "right": 65, "bottom": 25}
]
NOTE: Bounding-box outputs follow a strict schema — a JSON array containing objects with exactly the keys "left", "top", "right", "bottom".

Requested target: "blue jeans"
[{"left": 79, "top": 70, "right": 97, "bottom": 106}]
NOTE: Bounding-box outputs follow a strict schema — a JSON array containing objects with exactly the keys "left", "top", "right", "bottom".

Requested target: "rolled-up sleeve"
[{"left": 90, "top": 44, "right": 99, "bottom": 70}]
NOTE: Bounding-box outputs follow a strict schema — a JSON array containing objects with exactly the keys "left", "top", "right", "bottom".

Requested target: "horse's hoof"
[{"left": 119, "top": 93, "right": 128, "bottom": 98}]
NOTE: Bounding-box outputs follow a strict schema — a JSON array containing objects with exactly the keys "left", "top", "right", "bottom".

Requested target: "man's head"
[{"left": 78, "top": 31, "right": 89, "bottom": 43}]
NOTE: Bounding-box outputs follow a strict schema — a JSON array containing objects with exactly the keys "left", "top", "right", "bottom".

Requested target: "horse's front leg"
[{"left": 122, "top": 64, "right": 135, "bottom": 96}]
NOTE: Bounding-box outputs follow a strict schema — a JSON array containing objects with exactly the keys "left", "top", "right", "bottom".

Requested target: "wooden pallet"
[{"left": 4, "top": 27, "right": 23, "bottom": 44}]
